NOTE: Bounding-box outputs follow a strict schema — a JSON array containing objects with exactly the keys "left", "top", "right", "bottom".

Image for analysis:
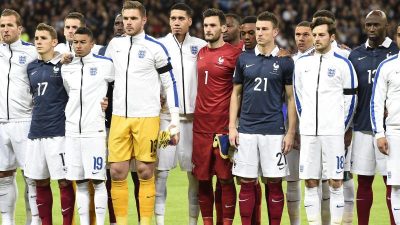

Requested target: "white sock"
[
  {"left": 287, "top": 181, "right": 301, "bottom": 225},
  {"left": 329, "top": 185, "right": 344, "bottom": 225},
  {"left": 24, "top": 177, "right": 32, "bottom": 225},
  {"left": 26, "top": 178, "right": 41, "bottom": 225},
  {"left": 76, "top": 181, "right": 90, "bottom": 225},
  {"left": 187, "top": 172, "right": 199, "bottom": 225},
  {"left": 391, "top": 185, "right": 400, "bottom": 224},
  {"left": 321, "top": 181, "right": 331, "bottom": 225},
  {"left": 304, "top": 186, "right": 321, "bottom": 225},
  {"left": 94, "top": 182, "right": 108, "bottom": 225},
  {"left": 0, "top": 174, "right": 17, "bottom": 225},
  {"left": 155, "top": 170, "right": 169, "bottom": 224},
  {"left": 343, "top": 179, "right": 354, "bottom": 225}
]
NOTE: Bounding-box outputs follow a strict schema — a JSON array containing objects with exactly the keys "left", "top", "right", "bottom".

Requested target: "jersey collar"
[
  {"left": 365, "top": 37, "right": 392, "bottom": 49},
  {"left": 255, "top": 45, "right": 279, "bottom": 57}
]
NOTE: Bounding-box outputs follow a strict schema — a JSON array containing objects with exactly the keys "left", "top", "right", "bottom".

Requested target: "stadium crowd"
[{"left": 1, "top": 0, "right": 400, "bottom": 50}]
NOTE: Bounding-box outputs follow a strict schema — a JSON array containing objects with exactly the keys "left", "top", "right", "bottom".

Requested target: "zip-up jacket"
[
  {"left": 0, "top": 40, "right": 37, "bottom": 122},
  {"left": 370, "top": 53, "right": 400, "bottom": 139},
  {"left": 61, "top": 53, "right": 114, "bottom": 137},
  {"left": 294, "top": 49, "right": 358, "bottom": 135},
  {"left": 158, "top": 33, "right": 206, "bottom": 119},
  {"left": 105, "top": 32, "right": 179, "bottom": 119}
]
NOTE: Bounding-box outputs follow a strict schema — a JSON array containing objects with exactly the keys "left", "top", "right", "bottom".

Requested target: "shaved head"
[
  {"left": 366, "top": 10, "right": 387, "bottom": 22},
  {"left": 365, "top": 10, "right": 388, "bottom": 47}
]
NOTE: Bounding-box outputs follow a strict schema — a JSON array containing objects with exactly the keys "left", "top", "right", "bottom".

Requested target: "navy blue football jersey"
[
  {"left": 233, "top": 47, "right": 294, "bottom": 134},
  {"left": 349, "top": 38, "right": 398, "bottom": 131},
  {"left": 27, "top": 59, "right": 68, "bottom": 139}
]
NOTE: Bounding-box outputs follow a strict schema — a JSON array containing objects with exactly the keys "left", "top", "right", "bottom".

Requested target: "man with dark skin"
[
  {"left": 240, "top": 16, "right": 257, "bottom": 50},
  {"left": 223, "top": 13, "right": 242, "bottom": 48}
]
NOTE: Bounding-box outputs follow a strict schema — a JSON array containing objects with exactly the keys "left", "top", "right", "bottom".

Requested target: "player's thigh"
[
  {"left": 81, "top": 137, "right": 107, "bottom": 181},
  {"left": 176, "top": 120, "right": 194, "bottom": 172},
  {"left": 286, "top": 149, "right": 300, "bottom": 182},
  {"left": 43, "top": 137, "right": 68, "bottom": 180},
  {"left": 108, "top": 115, "right": 134, "bottom": 163},
  {"left": 24, "top": 138, "right": 50, "bottom": 180},
  {"left": 0, "top": 123, "right": 16, "bottom": 171},
  {"left": 258, "top": 134, "right": 288, "bottom": 178},
  {"left": 133, "top": 117, "right": 160, "bottom": 163},
  {"left": 373, "top": 135, "right": 388, "bottom": 176},
  {"left": 232, "top": 133, "right": 259, "bottom": 179},
  {"left": 386, "top": 135, "right": 400, "bottom": 185},
  {"left": 156, "top": 118, "right": 177, "bottom": 171},
  {"left": 299, "top": 135, "right": 322, "bottom": 180},
  {"left": 65, "top": 136, "right": 84, "bottom": 181},
  {"left": 9, "top": 121, "right": 30, "bottom": 168},
  {"left": 351, "top": 131, "right": 376, "bottom": 175},
  {"left": 321, "top": 135, "right": 345, "bottom": 180},
  {"left": 192, "top": 132, "right": 214, "bottom": 181}
]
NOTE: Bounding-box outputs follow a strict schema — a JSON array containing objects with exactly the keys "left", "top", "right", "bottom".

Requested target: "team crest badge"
[
  {"left": 218, "top": 56, "right": 224, "bottom": 65},
  {"left": 190, "top": 45, "right": 198, "bottom": 55},
  {"left": 138, "top": 50, "right": 146, "bottom": 58},
  {"left": 273, "top": 62, "right": 280, "bottom": 72},
  {"left": 328, "top": 68, "right": 336, "bottom": 77},
  {"left": 52, "top": 66, "right": 60, "bottom": 77},
  {"left": 90, "top": 67, "right": 97, "bottom": 76},
  {"left": 19, "top": 55, "right": 26, "bottom": 64}
]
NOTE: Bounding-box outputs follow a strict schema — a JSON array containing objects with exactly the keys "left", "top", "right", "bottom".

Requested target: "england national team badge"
[
  {"left": 190, "top": 45, "right": 198, "bottom": 55},
  {"left": 90, "top": 67, "right": 97, "bottom": 76},
  {"left": 328, "top": 68, "right": 336, "bottom": 77},
  {"left": 218, "top": 56, "right": 224, "bottom": 65},
  {"left": 19, "top": 55, "right": 27, "bottom": 65},
  {"left": 138, "top": 50, "right": 146, "bottom": 58}
]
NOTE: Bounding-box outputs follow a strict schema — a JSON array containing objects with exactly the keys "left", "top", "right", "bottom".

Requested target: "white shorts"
[
  {"left": 299, "top": 135, "right": 345, "bottom": 180},
  {"left": 65, "top": 136, "right": 107, "bottom": 181},
  {"left": 386, "top": 135, "right": 400, "bottom": 185},
  {"left": 0, "top": 121, "right": 30, "bottom": 171},
  {"left": 156, "top": 119, "right": 193, "bottom": 171},
  {"left": 351, "top": 131, "right": 387, "bottom": 176},
  {"left": 24, "top": 137, "right": 67, "bottom": 180},
  {"left": 286, "top": 149, "right": 300, "bottom": 182},
  {"left": 232, "top": 133, "right": 288, "bottom": 178}
]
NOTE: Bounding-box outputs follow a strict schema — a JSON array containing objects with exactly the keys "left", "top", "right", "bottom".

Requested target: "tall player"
[
  {"left": 370, "top": 23, "right": 400, "bottom": 225},
  {"left": 156, "top": 3, "right": 206, "bottom": 225},
  {"left": 105, "top": 1, "right": 180, "bottom": 225},
  {"left": 288, "top": 20, "right": 314, "bottom": 225},
  {"left": 229, "top": 11, "right": 296, "bottom": 225},
  {"left": 349, "top": 10, "right": 397, "bottom": 225},
  {"left": 24, "top": 23, "right": 75, "bottom": 225},
  {"left": 294, "top": 17, "right": 357, "bottom": 225},
  {"left": 193, "top": 8, "right": 241, "bottom": 225},
  {"left": 0, "top": 9, "right": 37, "bottom": 225}
]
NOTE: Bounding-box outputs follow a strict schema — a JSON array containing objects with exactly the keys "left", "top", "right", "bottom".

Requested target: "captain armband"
[
  {"left": 156, "top": 63, "right": 173, "bottom": 74},
  {"left": 343, "top": 88, "right": 357, "bottom": 95}
]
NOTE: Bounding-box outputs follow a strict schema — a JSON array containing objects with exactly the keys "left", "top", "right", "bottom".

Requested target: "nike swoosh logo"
[
  {"left": 37, "top": 203, "right": 43, "bottom": 207},
  {"left": 272, "top": 198, "right": 284, "bottom": 203},
  {"left": 62, "top": 207, "right": 71, "bottom": 212},
  {"left": 358, "top": 56, "right": 367, "bottom": 60},
  {"left": 0, "top": 193, "right": 7, "bottom": 196},
  {"left": 31, "top": 71, "right": 37, "bottom": 75},
  {"left": 394, "top": 208, "right": 400, "bottom": 211},
  {"left": 279, "top": 167, "right": 285, "bottom": 170},
  {"left": 92, "top": 171, "right": 99, "bottom": 175},
  {"left": 336, "top": 171, "right": 343, "bottom": 174},
  {"left": 304, "top": 205, "right": 312, "bottom": 208},
  {"left": 225, "top": 204, "right": 235, "bottom": 208},
  {"left": 305, "top": 69, "right": 310, "bottom": 72},
  {"left": 238, "top": 198, "right": 249, "bottom": 202},
  {"left": 336, "top": 205, "right": 344, "bottom": 208},
  {"left": 245, "top": 64, "right": 255, "bottom": 68}
]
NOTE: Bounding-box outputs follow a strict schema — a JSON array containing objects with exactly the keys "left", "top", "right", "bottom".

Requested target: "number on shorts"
[
  {"left": 336, "top": 155, "right": 345, "bottom": 170},
  {"left": 150, "top": 139, "right": 157, "bottom": 154},
  {"left": 276, "top": 152, "right": 287, "bottom": 166},
  {"left": 93, "top": 157, "right": 103, "bottom": 170},
  {"left": 59, "top": 153, "right": 65, "bottom": 166}
]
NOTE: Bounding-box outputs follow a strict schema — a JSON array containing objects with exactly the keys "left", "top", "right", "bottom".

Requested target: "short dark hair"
[
  {"left": 122, "top": 1, "right": 146, "bottom": 17},
  {"left": 36, "top": 23, "right": 57, "bottom": 39},
  {"left": 313, "top": 10, "right": 335, "bottom": 21},
  {"left": 170, "top": 3, "right": 193, "bottom": 18},
  {"left": 297, "top": 21, "right": 311, "bottom": 28},
  {"left": 241, "top": 16, "right": 257, "bottom": 25},
  {"left": 225, "top": 13, "right": 241, "bottom": 25},
  {"left": 74, "top": 27, "right": 93, "bottom": 40},
  {"left": 65, "top": 12, "right": 85, "bottom": 26},
  {"left": 311, "top": 17, "right": 336, "bottom": 36},
  {"left": 257, "top": 11, "right": 279, "bottom": 28},
  {"left": 1, "top": 9, "right": 22, "bottom": 26},
  {"left": 203, "top": 8, "right": 226, "bottom": 25}
]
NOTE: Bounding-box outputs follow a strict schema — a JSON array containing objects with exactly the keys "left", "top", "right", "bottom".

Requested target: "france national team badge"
[
  {"left": 190, "top": 45, "right": 198, "bottom": 55},
  {"left": 90, "top": 67, "right": 97, "bottom": 76},
  {"left": 218, "top": 56, "right": 224, "bottom": 65},
  {"left": 328, "top": 68, "right": 336, "bottom": 77},
  {"left": 138, "top": 50, "right": 146, "bottom": 58},
  {"left": 273, "top": 62, "right": 279, "bottom": 72},
  {"left": 19, "top": 55, "right": 27, "bottom": 65},
  {"left": 52, "top": 66, "right": 60, "bottom": 77}
]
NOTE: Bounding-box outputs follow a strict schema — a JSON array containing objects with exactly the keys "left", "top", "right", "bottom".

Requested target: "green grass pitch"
[{"left": 3, "top": 169, "right": 391, "bottom": 224}]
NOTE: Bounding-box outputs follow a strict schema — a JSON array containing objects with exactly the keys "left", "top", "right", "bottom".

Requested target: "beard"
[{"left": 205, "top": 33, "right": 221, "bottom": 44}]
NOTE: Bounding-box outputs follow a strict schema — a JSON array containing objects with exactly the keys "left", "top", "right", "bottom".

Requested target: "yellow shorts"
[{"left": 108, "top": 115, "right": 160, "bottom": 163}]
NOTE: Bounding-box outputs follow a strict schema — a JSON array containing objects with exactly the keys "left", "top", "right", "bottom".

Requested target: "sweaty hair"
[
  {"left": 257, "top": 11, "right": 279, "bottom": 28},
  {"left": 311, "top": 17, "right": 336, "bottom": 36},
  {"left": 1, "top": 9, "right": 22, "bottom": 26},
  {"left": 225, "top": 13, "right": 241, "bottom": 25},
  {"left": 203, "top": 8, "right": 226, "bottom": 25},
  {"left": 297, "top": 21, "right": 311, "bottom": 28},
  {"left": 65, "top": 12, "right": 85, "bottom": 26},
  {"left": 74, "top": 27, "right": 93, "bottom": 40},
  {"left": 36, "top": 23, "right": 57, "bottom": 39},
  {"left": 170, "top": 3, "right": 193, "bottom": 18},
  {"left": 122, "top": 1, "right": 146, "bottom": 17},
  {"left": 241, "top": 16, "right": 257, "bottom": 25},
  {"left": 313, "top": 10, "right": 336, "bottom": 21}
]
